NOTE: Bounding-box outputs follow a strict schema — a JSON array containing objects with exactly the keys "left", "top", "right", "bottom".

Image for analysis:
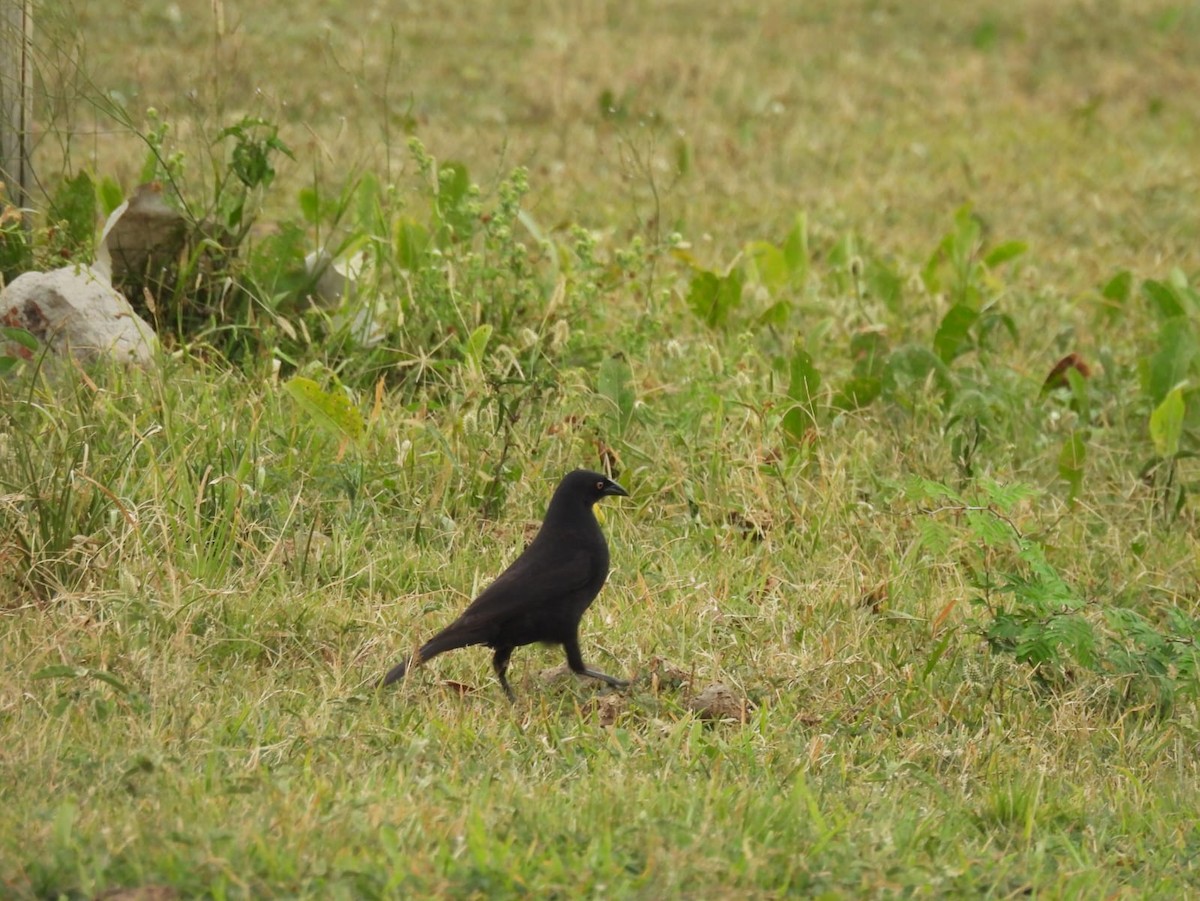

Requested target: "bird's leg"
[
  {"left": 564, "top": 636, "right": 629, "bottom": 689},
  {"left": 492, "top": 646, "right": 516, "bottom": 701}
]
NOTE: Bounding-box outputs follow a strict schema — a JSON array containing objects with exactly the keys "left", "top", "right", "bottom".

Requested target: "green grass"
[{"left": 4, "top": 0, "right": 1200, "bottom": 897}]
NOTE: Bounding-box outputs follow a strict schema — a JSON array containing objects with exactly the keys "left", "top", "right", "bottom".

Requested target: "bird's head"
[{"left": 559, "top": 469, "right": 629, "bottom": 505}]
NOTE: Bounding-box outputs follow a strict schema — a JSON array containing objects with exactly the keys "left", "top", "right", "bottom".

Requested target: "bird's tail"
[
  {"left": 379, "top": 627, "right": 481, "bottom": 688},
  {"left": 380, "top": 657, "right": 410, "bottom": 687}
]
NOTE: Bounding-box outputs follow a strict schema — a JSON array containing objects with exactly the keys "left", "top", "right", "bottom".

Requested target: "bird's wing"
[{"left": 452, "top": 543, "right": 599, "bottom": 627}]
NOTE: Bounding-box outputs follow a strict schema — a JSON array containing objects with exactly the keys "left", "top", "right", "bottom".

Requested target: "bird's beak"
[{"left": 603, "top": 480, "right": 629, "bottom": 498}]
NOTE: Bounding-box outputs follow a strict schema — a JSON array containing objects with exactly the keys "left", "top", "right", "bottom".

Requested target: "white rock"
[
  {"left": 304, "top": 248, "right": 387, "bottom": 347},
  {"left": 304, "top": 248, "right": 365, "bottom": 307},
  {"left": 0, "top": 265, "right": 157, "bottom": 364}
]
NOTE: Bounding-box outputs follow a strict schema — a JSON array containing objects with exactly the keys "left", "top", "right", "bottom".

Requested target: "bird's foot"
[{"left": 580, "top": 668, "right": 629, "bottom": 690}]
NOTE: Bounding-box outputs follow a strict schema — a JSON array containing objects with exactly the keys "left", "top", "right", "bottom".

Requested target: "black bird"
[{"left": 382, "top": 470, "right": 630, "bottom": 700}]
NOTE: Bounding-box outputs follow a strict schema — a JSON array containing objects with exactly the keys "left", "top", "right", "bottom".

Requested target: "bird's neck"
[{"left": 540, "top": 501, "right": 597, "bottom": 535}]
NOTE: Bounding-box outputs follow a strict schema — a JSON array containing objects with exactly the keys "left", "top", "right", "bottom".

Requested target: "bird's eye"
[{"left": 596, "top": 480, "right": 606, "bottom": 491}]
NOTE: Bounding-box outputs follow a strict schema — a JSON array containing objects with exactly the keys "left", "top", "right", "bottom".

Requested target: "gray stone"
[{"left": 96, "top": 182, "right": 188, "bottom": 293}]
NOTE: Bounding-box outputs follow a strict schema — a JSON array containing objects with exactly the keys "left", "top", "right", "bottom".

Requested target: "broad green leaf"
[
  {"left": 716, "top": 269, "right": 746, "bottom": 326},
  {"left": 983, "top": 240, "right": 1027, "bottom": 268},
  {"left": 3, "top": 326, "right": 38, "bottom": 351},
  {"left": 225, "top": 196, "right": 246, "bottom": 230},
  {"left": 783, "top": 212, "right": 809, "bottom": 274},
  {"left": 787, "top": 348, "right": 821, "bottom": 406},
  {"left": 1102, "top": 270, "right": 1132, "bottom": 303},
  {"left": 865, "top": 258, "right": 902, "bottom": 309},
  {"left": 1167, "top": 267, "right": 1193, "bottom": 291},
  {"left": 745, "top": 241, "right": 789, "bottom": 293},
  {"left": 757, "top": 300, "right": 791, "bottom": 328},
  {"left": 298, "top": 187, "right": 321, "bottom": 224},
  {"left": 933, "top": 304, "right": 979, "bottom": 363},
  {"left": 1164, "top": 270, "right": 1200, "bottom": 319},
  {"left": 839, "top": 328, "right": 889, "bottom": 408},
  {"left": 833, "top": 375, "right": 882, "bottom": 411},
  {"left": 461, "top": 324, "right": 493, "bottom": 371},
  {"left": 686, "top": 271, "right": 720, "bottom": 326},
  {"left": 782, "top": 406, "right": 815, "bottom": 442},
  {"left": 284, "top": 377, "right": 365, "bottom": 446},
  {"left": 883, "top": 345, "right": 954, "bottom": 403},
  {"left": 1142, "top": 279, "right": 1186, "bottom": 320},
  {"left": 686, "top": 267, "right": 743, "bottom": 330},
  {"left": 782, "top": 349, "right": 821, "bottom": 440},
  {"left": 1143, "top": 320, "right": 1197, "bottom": 406},
  {"left": 977, "top": 310, "right": 1019, "bottom": 349},
  {"left": 1150, "top": 387, "right": 1185, "bottom": 458}
]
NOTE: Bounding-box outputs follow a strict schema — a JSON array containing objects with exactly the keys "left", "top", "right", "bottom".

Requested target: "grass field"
[{"left": 4, "top": 1, "right": 1200, "bottom": 898}]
